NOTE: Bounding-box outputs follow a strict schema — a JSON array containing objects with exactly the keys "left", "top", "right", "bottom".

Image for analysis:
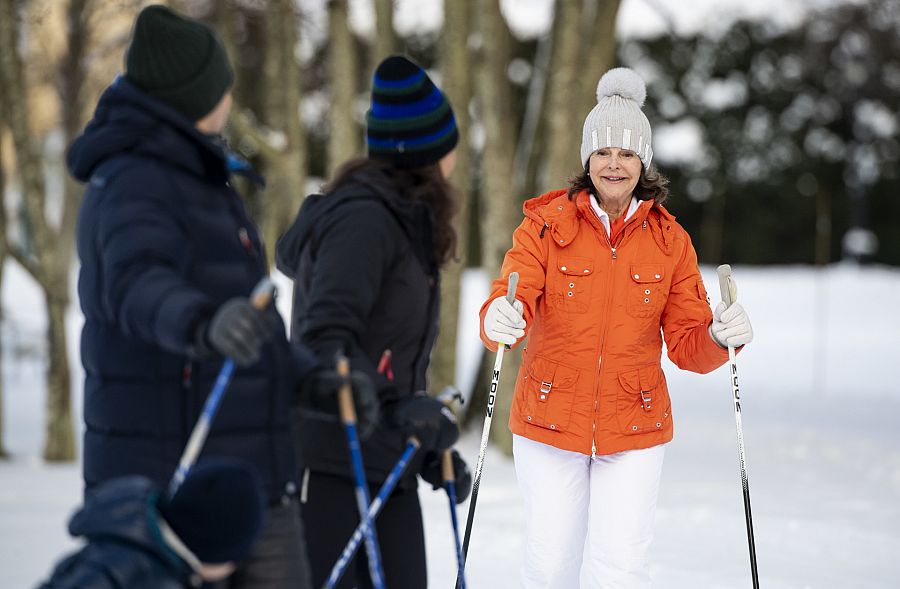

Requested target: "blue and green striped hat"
[{"left": 366, "top": 55, "right": 458, "bottom": 169}]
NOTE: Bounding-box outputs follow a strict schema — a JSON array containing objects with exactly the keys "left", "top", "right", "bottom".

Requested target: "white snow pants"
[{"left": 513, "top": 435, "right": 666, "bottom": 589}]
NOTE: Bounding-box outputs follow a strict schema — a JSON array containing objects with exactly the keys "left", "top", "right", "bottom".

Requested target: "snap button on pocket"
[
  {"left": 633, "top": 274, "right": 640, "bottom": 279},
  {"left": 527, "top": 416, "right": 533, "bottom": 421},
  {"left": 632, "top": 425, "right": 638, "bottom": 431},
  {"left": 549, "top": 424, "right": 556, "bottom": 430},
  {"left": 561, "top": 266, "right": 567, "bottom": 271},
  {"left": 655, "top": 274, "right": 661, "bottom": 279},
  {"left": 644, "top": 289, "right": 651, "bottom": 295}
]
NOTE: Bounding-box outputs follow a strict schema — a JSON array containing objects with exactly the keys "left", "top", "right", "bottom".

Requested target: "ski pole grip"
[
  {"left": 716, "top": 264, "right": 737, "bottom": 307},
  {"left": 336, "top": 356, "right": 357, "bottom": 423},
  {"left": 442, "top": 450, "right": 455, "bottom": 484},
  {"left": 505, "top": 272, "right": 519, "bottom": 305},
  {"left": 249, "top": 277, "right": 276, "bottom": 309}
]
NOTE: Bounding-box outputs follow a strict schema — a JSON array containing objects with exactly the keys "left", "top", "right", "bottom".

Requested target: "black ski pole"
[
  {"left": 457, "top": 272, "right": 518, "bottom": 587},
  {"left": 717, "top": 264, "right": 760, "bottom": 588}
]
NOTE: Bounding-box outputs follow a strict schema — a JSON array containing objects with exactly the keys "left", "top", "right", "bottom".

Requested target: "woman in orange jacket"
[{"left": 479, "top": 68, "right": 754, "bottom": 588}]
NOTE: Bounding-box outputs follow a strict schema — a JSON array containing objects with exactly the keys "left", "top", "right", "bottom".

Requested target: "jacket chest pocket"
[
  {"left": 615, "top": 366, "right": 671, "bottom": 435},
  {"left": 626, "top": 264, "right": 666, "bottom": 318},
  {"left": 551, "top": 256, "right": 595, "bottom": 314},
  {"left": 519, "top": 355, "right": 580, "bottom": 432}
]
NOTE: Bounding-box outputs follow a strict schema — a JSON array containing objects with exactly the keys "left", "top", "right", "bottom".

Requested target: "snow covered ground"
[{"left": 2, "top": 262, "right": 899, "bottom": 588}]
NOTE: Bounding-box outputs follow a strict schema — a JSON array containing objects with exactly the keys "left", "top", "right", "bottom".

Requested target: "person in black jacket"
[
  {"left": 40, "top": 459, "right": 264, "bottom": 589},
  {"left": 66, "top": 6, "right": 358, "bottom": 588},
  {"left": 276, "top": 55, "right": 472, "bottom": 589}
]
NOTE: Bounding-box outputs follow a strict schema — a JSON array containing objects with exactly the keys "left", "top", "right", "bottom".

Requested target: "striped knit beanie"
[
  {"left": 366, "top": 55, "right": 458, "bottom": 169},
  {"left": 581, "top": 68, "right": 653, "bottom": 169}
]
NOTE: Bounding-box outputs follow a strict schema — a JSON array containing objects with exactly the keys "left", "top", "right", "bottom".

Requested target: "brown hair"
[
  {"left": 566, "top": 163, "right": 670, "bottom": 205},
  {"left": 323, "top": 158, "right": 458, "bottom": 268}
]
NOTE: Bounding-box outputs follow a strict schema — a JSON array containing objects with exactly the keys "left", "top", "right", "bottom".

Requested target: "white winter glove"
[
  {"left": 483, "top": 296, "right": 526, "bottom": 346},
  {"left": 709, "top": 302, "right": 753, "bottom": 348}
]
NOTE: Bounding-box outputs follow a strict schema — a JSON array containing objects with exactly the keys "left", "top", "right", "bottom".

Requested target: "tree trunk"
[
  {"left": 430, "top": 0, "right": 474, "bottom": 397},
  {"left": 0, "top": 0, "right": 89, "bottom": 462},
  {"left": 42, "top": 287, "right": 74, "bottom": 461},
  {"left": 327, "top": 0, "right": 360, "bottom": 176},
  {"left": 542, "top": 0, "right": 585, "bottom": 187},
  {"left": 261, "top": 0, "right": 306, "bottom": 266},
  {"left": 373, "top": 0, "right": 397, "bottom": 64},
  {"left": 472, "top": 0, "right": 520, "bottom": 455},
  {"left": 577, "top": 0, "right": 621, "bottom": 121}
]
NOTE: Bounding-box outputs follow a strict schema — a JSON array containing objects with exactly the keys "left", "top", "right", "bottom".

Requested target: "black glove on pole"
[
  {"left": 420, "top": 449, "right": 472, "bottom": 504},
  {"left": 389, "top": 395, "right": 460, "bottom": 453},
  {"left": 295, "top": 367, "right": 380, "bottom": 439},
  {"left": 200, "top": 298, "right": 278, "bottom": 367}
]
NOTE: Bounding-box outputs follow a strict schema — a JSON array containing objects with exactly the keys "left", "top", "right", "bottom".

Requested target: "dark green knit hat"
[
  {"left": 125, "top": 5, "right": 234, "bottom": 121},
  {"left": 366, "top": 55, "right": 458, "bottom": 169}
]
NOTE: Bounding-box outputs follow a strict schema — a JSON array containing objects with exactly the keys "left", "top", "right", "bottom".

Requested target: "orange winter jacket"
[{"left": 479, "top": 189, "right": 731, "bottom": 456}]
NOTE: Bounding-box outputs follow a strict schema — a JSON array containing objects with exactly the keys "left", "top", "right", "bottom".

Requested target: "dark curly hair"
[
  {"left": 566, "top": 162, "right": 670, "bottom": 205},
  {"left": 323, "top": 158, "right": 458, "bottom": 268}
]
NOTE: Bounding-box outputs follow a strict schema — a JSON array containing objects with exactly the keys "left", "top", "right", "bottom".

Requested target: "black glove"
[
  {"left": 296, "top": 368, "right": 380, "bottom": 439},
  {"left": 387, "top": 395, "right": 459, "bottom": 453},
  {"left": 420, "top": 449, "right": 472, "bottom": 504},
  {"left": 197, "top": 298, "right": 277, "bottom": 367}
]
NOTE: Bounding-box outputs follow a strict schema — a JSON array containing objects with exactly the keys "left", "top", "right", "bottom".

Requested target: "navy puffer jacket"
[
  {"left": 39, "top": 477, "right": 198, "bottom": 589},
  {"left": 68, "top": 77, "right": 315, "bottom": 504}
]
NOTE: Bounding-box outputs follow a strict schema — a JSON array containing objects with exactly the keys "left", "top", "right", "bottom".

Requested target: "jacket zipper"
[{"left": 591, "top": 211, "right": 646, "bottom": 458}]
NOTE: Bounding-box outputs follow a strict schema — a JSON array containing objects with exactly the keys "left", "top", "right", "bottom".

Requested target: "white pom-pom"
[{"left": 596, "top": 67, "right": 646, "bottom": 107}]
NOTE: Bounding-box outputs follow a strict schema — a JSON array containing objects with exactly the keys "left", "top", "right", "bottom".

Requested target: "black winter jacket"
[
  {"left": 39, "top": 477, "right": 199, "bottom": 589},
  {"left": 68, "top": 77, "right": 315, "bottom": 504},
  {"left": 276, "top": 167, "right": 441, "bottom": 487}
]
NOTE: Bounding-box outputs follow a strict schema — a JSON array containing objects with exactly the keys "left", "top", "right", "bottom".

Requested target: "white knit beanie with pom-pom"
[{"left": 580, "top": 67, "right": 653, "bottom": 169}]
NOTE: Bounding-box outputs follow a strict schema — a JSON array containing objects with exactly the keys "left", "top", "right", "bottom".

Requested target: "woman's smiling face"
[{"left": 589, "top": 147, "right": 642, "bottom": 203}]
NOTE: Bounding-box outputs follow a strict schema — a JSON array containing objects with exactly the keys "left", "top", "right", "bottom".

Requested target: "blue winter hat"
[
  {"left": 366, "top": 55, "right": 459, "bottom": 169},
  {"left": 160, "top": 458, "right": 265, "bottom": 564}
]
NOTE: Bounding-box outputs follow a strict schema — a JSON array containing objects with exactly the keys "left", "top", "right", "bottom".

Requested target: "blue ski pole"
[
  {"left": 323, "top": 437, "right": 420, "bottom": 589},
  {"left": 168, "top": 278, "right": 275, "bottom": 497},
  {"left": 443, "top": 450, "right": 467, "bottom": 589},
  {"left": 336, "top": 356, "right": 386, "bottom": 589}
]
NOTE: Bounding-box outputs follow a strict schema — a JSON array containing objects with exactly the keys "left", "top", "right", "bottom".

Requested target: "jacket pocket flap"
[
  {"left": 527, "top": 356, "right": 579, "bottom": 389},
  {"left": 558, "top": 257, "right": 593, "bottom": 276},
  {"left": 639, "top": 366, "right": 662, "bottom": 390},
  {"left": 630, "top": 264, "right": 665, "bottom": 283},
  {"left": 618, "top": 366, "right": 662, "bottom": 392}
]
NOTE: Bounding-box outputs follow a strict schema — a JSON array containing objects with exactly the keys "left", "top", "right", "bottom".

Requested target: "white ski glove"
[
  {"left": 710, "top": 302, "right": 753, "bottom": 348},
  {"left": 483, "top": 296, "right": 526, "bottom": 346}
]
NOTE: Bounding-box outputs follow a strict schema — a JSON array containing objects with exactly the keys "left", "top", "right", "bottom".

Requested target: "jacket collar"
[{"left": 523, "top": 188, "right": 675, "bottom": 253}]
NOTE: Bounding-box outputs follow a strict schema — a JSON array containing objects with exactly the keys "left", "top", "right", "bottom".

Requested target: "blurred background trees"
[{"left": 0, "top": 0, "right": 896, "bottom": 460}]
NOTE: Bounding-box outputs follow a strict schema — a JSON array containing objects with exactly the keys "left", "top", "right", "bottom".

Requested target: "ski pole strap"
[
  {"left": 717, "top": 264, "right": 737, "bottom": 307},
  {"left": 324, "top": 438, "right": 420, "bottom": 589}
]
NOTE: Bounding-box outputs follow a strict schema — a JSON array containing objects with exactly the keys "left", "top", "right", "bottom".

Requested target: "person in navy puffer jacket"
[{"left": 65, "top": 6, "right": 368, "bottom": 588}]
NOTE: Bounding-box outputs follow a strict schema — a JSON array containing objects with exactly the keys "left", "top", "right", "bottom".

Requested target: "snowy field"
[{"left": 2, "top": 262, "right": 899, "bottom": 588}]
